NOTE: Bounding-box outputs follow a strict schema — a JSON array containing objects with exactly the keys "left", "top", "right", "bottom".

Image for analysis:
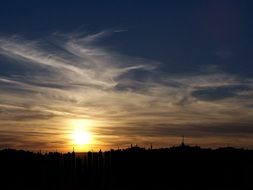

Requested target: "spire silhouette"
[{"left": 181, "top": 135, "right": 185, "bottom": 146}]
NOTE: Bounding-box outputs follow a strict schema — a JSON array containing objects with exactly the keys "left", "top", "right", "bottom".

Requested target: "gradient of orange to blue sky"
[{"left": 0, "top": 0, "right": 253, "bottom": 152}]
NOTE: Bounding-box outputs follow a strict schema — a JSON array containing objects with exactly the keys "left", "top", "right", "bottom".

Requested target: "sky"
[{"left": 0, "top": 0, "right": 253, "bottom": 152}]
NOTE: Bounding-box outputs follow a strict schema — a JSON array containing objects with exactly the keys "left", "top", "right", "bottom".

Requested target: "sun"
[
  {"left": 73, "top": 128, "right": 91, "bottom": 145},
  {"left": 69, "top": 119, "right": 93, "bottom": 149}
]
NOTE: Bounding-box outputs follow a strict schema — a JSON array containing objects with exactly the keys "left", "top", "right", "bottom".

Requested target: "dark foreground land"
[{"left": 0, "top": 144, "right": 253, "bottom": 190}]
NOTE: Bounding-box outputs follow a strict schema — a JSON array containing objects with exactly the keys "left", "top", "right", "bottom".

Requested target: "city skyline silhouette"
[{"left": 1, "top": 143, "right": 253, "bottom": 190}]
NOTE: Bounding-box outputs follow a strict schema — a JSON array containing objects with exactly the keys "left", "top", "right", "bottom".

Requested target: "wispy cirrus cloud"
[
  {"left": 0, "top": 31, "right": 253, "bottom": 151},
  {"left": 0, "top": 36, "right": 149, "bottom": 89}
]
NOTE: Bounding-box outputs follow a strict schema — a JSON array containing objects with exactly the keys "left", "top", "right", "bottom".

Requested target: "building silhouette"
[{"left": 0, "top": 144, "right": 252, "bottom": 190}]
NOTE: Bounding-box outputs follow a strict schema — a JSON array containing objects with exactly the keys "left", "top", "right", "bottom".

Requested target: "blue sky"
[{"left": 0, "top": 0, "right": 253, "bottom": 151}]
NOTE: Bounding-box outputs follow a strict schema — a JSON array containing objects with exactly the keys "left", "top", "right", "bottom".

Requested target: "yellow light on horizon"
[
  {"left": 69, "top": 119, "right": 94, "bottom": 151},
  {"left": 72, "top": 128, "right": 91, "bottom": 145}
]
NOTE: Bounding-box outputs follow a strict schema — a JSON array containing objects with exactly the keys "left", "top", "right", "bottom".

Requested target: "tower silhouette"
[{"left": 181, "top": 135, "right": 185, "bottom": 146}]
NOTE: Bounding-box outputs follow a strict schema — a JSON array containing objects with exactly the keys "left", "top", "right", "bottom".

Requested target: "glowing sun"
[
  {"left": 69, "top": 119, "right": 93, "bottom": 147},
  {"left": 73, "top": 128, "right": 91, "bottom": 145}
]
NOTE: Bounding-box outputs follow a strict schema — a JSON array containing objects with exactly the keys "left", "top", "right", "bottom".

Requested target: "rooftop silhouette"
[{"left": 0, "top": 143, "right": 253, "bottom": 190}]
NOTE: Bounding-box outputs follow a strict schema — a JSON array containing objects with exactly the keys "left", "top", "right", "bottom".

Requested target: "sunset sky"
[{"left": 0, "top": 0, "right": 253, "bottom": 152}]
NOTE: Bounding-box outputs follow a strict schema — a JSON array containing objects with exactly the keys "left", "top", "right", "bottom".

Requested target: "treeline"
[{"left": 0, "top": 145, "right": 253, "bottom": 190}]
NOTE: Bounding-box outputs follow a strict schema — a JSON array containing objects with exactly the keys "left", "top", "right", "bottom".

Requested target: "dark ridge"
[{"left": 0, "top": 144, "right": 253, "bottom": 190}]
